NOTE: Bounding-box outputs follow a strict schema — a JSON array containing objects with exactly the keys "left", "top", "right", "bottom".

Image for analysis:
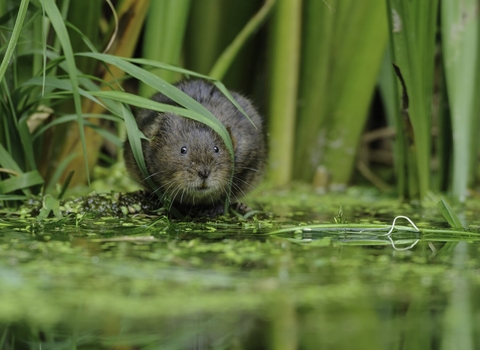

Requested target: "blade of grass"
[
  {"left": 437, "top": 198, "right": 464, "bottom": 229},
  {"left": 378, "top": 46, "right": 405, "bottom": 195},
  {"left": 293, "top": 0, "right": 335, "bottom": 182},
  {"left": 89, "top": 90, "right": 232, "bottom": 146},
  {"left": 0, "top": 143, "right": 23, "bottom": 174},
  {"left": 66, "top": 0, "right": 101, "bottom": 74},
  {"left": 267, "top": 0, "right": 301, "bottom": 186},
  {"left": 123, "top": 57, "right": 257, "bottom": 123},
  {"left": 139, "top": 0, "right": 191, "bottom": 96},
  {"left": 57, "top": 170, "right": 74, "bottom": 199},
  {"left": 324, "top": 0, "right": 388, "bottom": 186},
  {"left": 41, "top": 0, "right": 89, "bottom": 183},
  {"left": 0, "top": 195, "right": 28, "bottom": 201},
  {"left": 44, "top": 152, "right": 77, "bottom": 194},
  {"left": 297, "top": 0, "right": 388, "bottom": 187},
  {"left": 52, "top": 0, "right": 150, "bottom": 187},
  {"left": 0, "top": 0, "right": 30, "bottom": 83},
  {"left": 441, "top": 242, "right": 473, "bottom": 350},
  {"left": 209, "top": 0, "right": 276, "bottom": 80},
  {"left": 441, "top": 0, "right": 479, "bottom": 203},
  {"left": 0, "top": 170, "right": 44, "bottom": 194},
  {"left": 386, "top": 0, "right": 439, "bottom": 200},
  {"left": 78, "top": 52, "right": 234, "bottom": 156},
  {"left": 184, "top": 0, "right": 223, "bottom": 75},
  {"left": 121, "top": 103, "right": 149, "bottom": 182},
  {"left": 31, "top": 114, "right": 121, "bottom": 140}
]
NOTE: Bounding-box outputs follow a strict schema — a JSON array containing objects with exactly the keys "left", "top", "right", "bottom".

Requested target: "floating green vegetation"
[{"left": 1, "top": 186, "right": 480, "bottom": 348}]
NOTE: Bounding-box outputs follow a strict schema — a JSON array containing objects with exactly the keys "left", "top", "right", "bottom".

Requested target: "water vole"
[{"left": 124, "top": 79, "right": 266, "bottom": 215}]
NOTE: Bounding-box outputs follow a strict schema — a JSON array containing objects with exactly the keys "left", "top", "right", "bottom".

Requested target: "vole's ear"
[{"left": 226, "top": 126, "right": 237, "bottom": 151}]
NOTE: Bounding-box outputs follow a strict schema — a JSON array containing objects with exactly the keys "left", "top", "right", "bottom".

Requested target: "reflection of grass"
[{"left": 0, "top": 199, "right": 477, "bottom": 348}]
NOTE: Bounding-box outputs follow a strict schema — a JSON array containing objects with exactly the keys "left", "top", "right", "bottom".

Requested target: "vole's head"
[{"left": 146, "top": 114, "right": 233, "bottom": 206}]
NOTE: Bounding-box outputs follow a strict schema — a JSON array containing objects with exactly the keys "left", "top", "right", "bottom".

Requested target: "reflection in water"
[
  {"left": 1, "top": 200, "right": 480, "bottom": 349},
  {"left": 442, "top": 242, "right": 473, "bottom": 350}
]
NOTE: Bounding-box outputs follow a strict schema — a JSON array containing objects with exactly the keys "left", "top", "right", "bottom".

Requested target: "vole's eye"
[
  {"left": 213, "top": 146, "right": 219, "bottom": 153},
  {"left": 180, "top": 146, "right": 187, "bottom": 154}
]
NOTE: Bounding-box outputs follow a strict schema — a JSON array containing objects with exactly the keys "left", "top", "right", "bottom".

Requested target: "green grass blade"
[
  {"left": 211, "top": 81, "right": 255, "bottom": 126},
  {"left": 0, "top": 143, "right": 23, "bottom": 173},
  {"left": 17, "top": 116, "right": 37, "bottom": 171},
  {"left": 124, "top": 58, "right": 253, "bottom": 123},
  {"left": 139, "top": 0, "right": 191, "bottom": 96},
  {"left": 124, "top": 57, "right": 214, "bottom": 79},
  {"left": 0, "top": 195, "right": 28, "bottom": 201},
  {"left": 209, "top": 0, "right": 276, "bottom": 80},
  {"left": 0, "top": 0, "right": 30, "bottom": 83},
  {"left": 293, "top": 0, "right": 335, "bottom": 182},
  {"left": 267, "top": 0, "right": 301, "bottom": 186},
  {"left": 317, "top": 0, "right": 388, "bottom": 187},
  {"left": 437, "top": 198, "right": 464, "bottom": 229},
  {"left": 78, "top": 52, "right": 234, "bottom": 158},
  {"left": 65, "top": 0, "right": 101, "bottom": 74},
  {"left": 41, "top": 0, "right": 90, "bottom": 183},
  {"left": 83, "top": 121, "right": 122, "bottom": 147},
  {"left": 32, "top": 114, "right": 121, "bottom": 141},
  {"left": 121, "top": 103, "right": 149, "bottom": 183},
  {"left": 184, "top": 0, "right": 223, "bottom": 75},
  {"left": 22, "top": 76, "right": 105, "bottom": 108},
  {"left": 44, "top": 152, "right": 77, "bottom": 194},
  {"left": 378, "top": 47, "right": 405, "bottom": 195},
  {"left": 386, "top": 0, "right": 439, "bottom": 200},
  {"left": 57, "top": 170, "right": 74, "bottom": 199},
  {"left": 441, "top": 0, "right": 479, "bottom": 203},
  {"left": 0, "top": 170, "right": 44, "bottom": 194},
  {"left": 89, "top": 90, "right": 230, "bottom": 140}
]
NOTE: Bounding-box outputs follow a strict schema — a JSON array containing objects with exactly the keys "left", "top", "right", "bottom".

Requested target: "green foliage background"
[{"left": 1, "top": 0, "right": 479, "bottom": 205}]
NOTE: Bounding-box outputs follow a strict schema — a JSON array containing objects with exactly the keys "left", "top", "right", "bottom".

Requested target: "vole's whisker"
[{"left": 234, "top": 166, "right": 260, "bottom": 173}]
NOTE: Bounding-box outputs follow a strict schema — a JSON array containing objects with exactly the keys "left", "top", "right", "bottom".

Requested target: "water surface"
[{"left": 1, "top": 187, "right": 479, "bottom": 349}]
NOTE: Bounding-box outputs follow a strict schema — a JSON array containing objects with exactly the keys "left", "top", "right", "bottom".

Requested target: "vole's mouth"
[{"left": 196, "top": 182, "right": 210, "bottom": 191}]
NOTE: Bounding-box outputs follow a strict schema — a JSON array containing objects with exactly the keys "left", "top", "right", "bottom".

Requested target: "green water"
[{"left": 1, "top": 186, "right": 480, "bottom": 349}]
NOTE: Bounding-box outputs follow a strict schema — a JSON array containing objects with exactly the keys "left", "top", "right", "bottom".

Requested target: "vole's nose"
[{"left": 198, "top": 167, "right": 210, "bottom": 180}]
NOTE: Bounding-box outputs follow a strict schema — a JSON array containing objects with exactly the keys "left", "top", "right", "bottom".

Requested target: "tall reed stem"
[
  {"left": 267, "top": 0, "right": 301, "bottom": 186},
  {"left": 441, "top": 0, "right": 479, "bottom": 203}
]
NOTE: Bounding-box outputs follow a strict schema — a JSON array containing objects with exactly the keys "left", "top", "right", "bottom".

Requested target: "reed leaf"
[
  {"left": 66, "top": 0, "right": 101, "bottom": 75},
  {"left": 139, "top": 0, "right": 191, "bottom": 96},
  {"left": 386, "top": 0, "right": 439, "bottom": 200},
  {"left": 441, "top": 0, "right": 479, "bottom": 203},
  {"left": 437, "top": 198, "right": 464, "bottom": 229},
  {"left": 185, "top": 1, "right": 260, "bottom": 89},
  {"left": 41, "top": 0, "right": 89, "bottom": 183},
  {"left": 79, "top": 52, "right": 233, "bottom": 157},
  {"left": 0, "top": 0, "right": 30, "bottom": 83},
  {"left": 293, "top": 0, "right": 334, "bottom": 182},
  {"left": 0, "top": 170, "right": 43, "bottom": 194},
  {"left": 295, "top": 0, "right": 388, "bottom": 188},
  {"left": 185, "top": 0, "right": 223, "bottom": 75},
  {"left": 51, "top": 0, "right": 150, "bottom": 186},
  {"left": 209, "top": 0, "right": 276, "bottom": 80},
  {"left": 267, "top": 0, "right": 301, "bottom": 186},
  {"left": 324, "top": 0, "right": 387, "bottom": 187},
  {"left": 89, "top": 90, "right": 233, "bottom": 154},
  {"left": 0, "top": 143, "right": 23, "bottom": 174}
]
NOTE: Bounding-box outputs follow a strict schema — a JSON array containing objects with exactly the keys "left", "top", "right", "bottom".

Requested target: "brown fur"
[{"left": 124, "top": 79, "right": 266, "bottom": 212}]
